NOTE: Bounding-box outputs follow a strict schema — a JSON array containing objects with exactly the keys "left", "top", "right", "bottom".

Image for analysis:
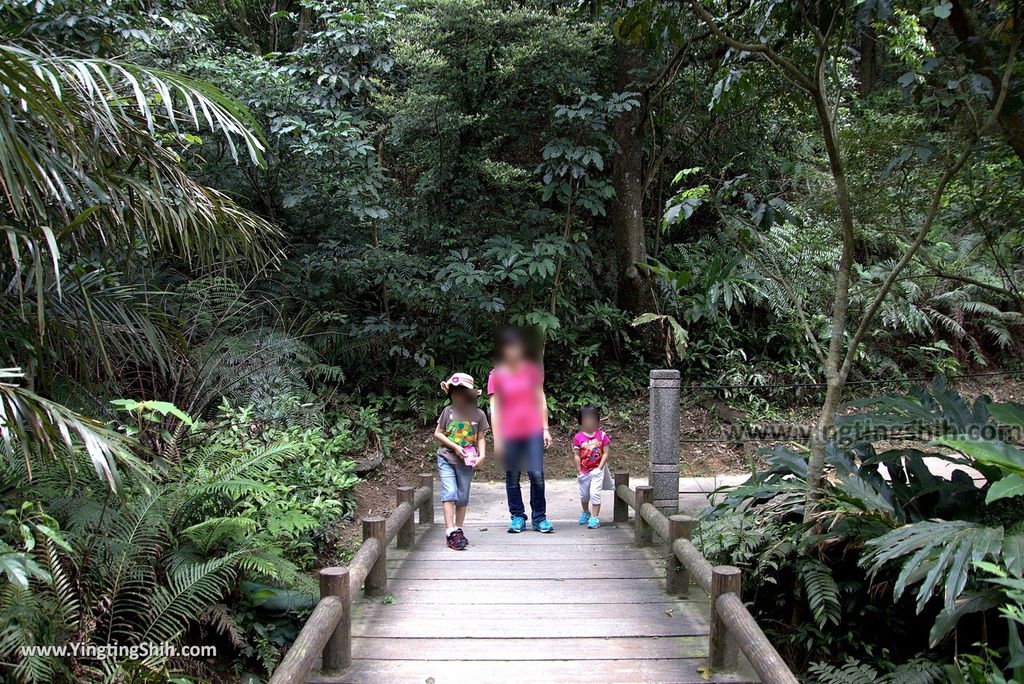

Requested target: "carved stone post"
[{"left": 649, "top": 369, "right": 681, "bottom": 514}]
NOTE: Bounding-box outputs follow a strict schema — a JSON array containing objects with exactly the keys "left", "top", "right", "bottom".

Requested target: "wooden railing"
[
  {"left": 613, "top": 472, "right": 798, "bottom": 684},
  {"left": 268, "top": 473, "right": 434, "bottom": 684}
]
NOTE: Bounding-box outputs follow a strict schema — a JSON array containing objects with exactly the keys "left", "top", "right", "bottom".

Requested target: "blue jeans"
[
  {"left": 504, "top": 434, "right": 546, "bottom": 522},
  {"left": 437, "top": 455, "right": 474, "bottom": 506}
]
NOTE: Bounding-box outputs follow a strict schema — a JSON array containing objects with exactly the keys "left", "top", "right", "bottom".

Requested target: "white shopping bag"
[{"left": 602, "top": 468, "right": 615, "bottom": 490}]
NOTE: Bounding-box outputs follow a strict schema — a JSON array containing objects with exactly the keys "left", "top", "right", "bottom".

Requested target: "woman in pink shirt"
[{"left": 487, "top": 327, "right": 553, "bottom": 533}]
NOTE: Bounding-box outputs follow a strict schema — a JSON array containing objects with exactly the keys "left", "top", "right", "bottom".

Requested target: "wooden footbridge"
[{"left": 269, "top": 472, "right": 797, "bottom": 684}]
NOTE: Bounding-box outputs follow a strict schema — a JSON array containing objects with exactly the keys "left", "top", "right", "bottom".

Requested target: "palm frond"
[
  {"left": 0, "top": 368, "right": 149, "bottom": 491},
  {"left": 0, "top": 42, "right": 265, "bottom": 210},
  {"left": 0, "top": 43, "right": 281, "bottom": 332},
  {"left": 0, "top": 269, "right": 176, "bottom": 381},
  {"left": 862, "top": 520, "right": 1010, "bottom": 613}
]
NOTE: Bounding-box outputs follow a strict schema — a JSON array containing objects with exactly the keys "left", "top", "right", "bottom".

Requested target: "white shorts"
[{"left": 578, "top": 467, "right": 605, "bottom": 505}]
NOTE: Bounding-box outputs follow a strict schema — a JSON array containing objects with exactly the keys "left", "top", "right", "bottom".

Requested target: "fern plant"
[
  {"left": 863, "top": 259, "right": 1023, "bottom": 365},
  {"left": 800, "top": 559, "right": 842, "bottom": 628},
  {"left": 807, "top": 656, "right": 946, "bottom": 684},
  {"left": 0, "top": 393, "right": 362, "bottom": 681},
  {"left": 698, "top": 378, "right": 1024, "bottom": 674}
]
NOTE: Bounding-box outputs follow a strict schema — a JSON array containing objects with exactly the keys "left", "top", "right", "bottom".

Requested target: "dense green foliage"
[
  {"left": 0, "top": 399, "right": 359, "bottom": 681},
  {"left": 699, "top": 380, "right": 1024, "bottom": 680},
  {"left": 4, "top": 0, "right": 1023, "bottom": 410},
  {"left": 0, "top": 0, "right": 1022, "bottom": 679}
]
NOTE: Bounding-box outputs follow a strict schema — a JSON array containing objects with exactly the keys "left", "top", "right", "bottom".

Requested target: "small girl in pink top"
[{"left": 573, "top": 404, "right": 611, "bottom": 529}]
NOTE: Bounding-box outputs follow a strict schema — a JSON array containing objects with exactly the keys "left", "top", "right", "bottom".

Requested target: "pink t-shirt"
[
  {"left": 487, "top": 362, "right": 544, "bottom": 440},
  {"left": 573, "top": 430, "right": 610, "bottom": 473}
]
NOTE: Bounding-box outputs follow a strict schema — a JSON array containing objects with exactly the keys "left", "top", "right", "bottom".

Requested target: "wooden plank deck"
[{"left": 311, "top": 518, "right": 757, "bottom": 683}]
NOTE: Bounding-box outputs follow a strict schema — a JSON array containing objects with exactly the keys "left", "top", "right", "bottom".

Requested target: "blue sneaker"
[
  {"left": 532, "top": 519, "right": 554, "bottom": 533},
  {"left": 577, "top": 511, "right": 590, "bottom": 525},
  {"left": 587, "top": 515, "right": 601, "bottom": 529},
  {"left": 507, "top": 515, "right": 527, "bottom": 533}
]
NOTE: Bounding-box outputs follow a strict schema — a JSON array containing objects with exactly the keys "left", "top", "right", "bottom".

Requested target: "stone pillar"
[{"left": 649, "top": 369, "right": 680, "bottom": 514}]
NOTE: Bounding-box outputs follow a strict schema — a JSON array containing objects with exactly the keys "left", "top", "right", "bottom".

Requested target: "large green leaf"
[
  {"left": 241, "top": 581, "right": 318, "bottom": 613},
  {"left": 989, "top": 402, "right": 1024, "bottom": 429},
  {"left": 987, "top": 474, "right": 1024, "bottom": 504},
  {"left": 1003, "top": 534, "right": 1024, "bottom": 577},
  {"left": 933, "top": 436, "right": 1024, "bottom": 475},
  {"left": 864, "top": 520, "right": 1005, "bottom": 613},
  {"left": 929, "top": 589, "right": 1001, "bottom": 646}
]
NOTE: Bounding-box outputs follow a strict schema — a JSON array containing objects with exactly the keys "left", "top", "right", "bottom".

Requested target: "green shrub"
[
  {"left": 697, "top": 380, "right": 1024, "bottom": 677},
  {"left": 0, "top": 399, "right": 360, "bottom": 681}
]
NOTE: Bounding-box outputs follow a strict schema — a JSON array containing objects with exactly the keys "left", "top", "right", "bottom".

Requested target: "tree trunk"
[
  {"left": 217, "top": 0, "right": 260, "bottom": 53},
  {"left": 803, "top": 85, "right": 857, "bottom": 513},
  {"left": 293, "top": 6, "right": 313, "bottom": 49},
  {"left": 948, "top": 0, "right": 1024, "bottom": 164},
  {"left": 857, "top": 27, "right": 876, "bottom": 96},
  {"left": 610, "top": 41, "right": 657, "bottom": 320},
  {"left": 805, "top": 379, "right": 843, "bottom": 503},
  {"left": 549, "top": 182, "right": 576, "bottom": 316}
]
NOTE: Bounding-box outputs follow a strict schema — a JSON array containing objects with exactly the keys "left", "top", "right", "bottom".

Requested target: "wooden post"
[
  {"left": 363, "top": 517, "right": 387, "bottom": 597},
  {"left": 417, "top": 472, "right": 434, "bottom": 524},
  {"left": 634, "top": 486, "right": 654, "bottom": 547},
  {"left": 319, "top": 567, "right": 351, "bottom": 673},
  {"left": 709, "top": 565, "right": 742, "bottom": 671},
  {"left": 667, "top": 515, "right": 696, "bottom": 596},
  {"left": 613, "top": 471, "right": 630, "bottom": 523},
  {"left": 267, "top": 599, "right": 345, "bottom": 684},
  {"left": 396, "top": 486, "right": 415, "bottom": 549}
]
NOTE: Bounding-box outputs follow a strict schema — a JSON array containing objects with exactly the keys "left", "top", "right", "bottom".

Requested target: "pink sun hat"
[{"left": 439, "top": 372, "right": 482, "bottom": 396}]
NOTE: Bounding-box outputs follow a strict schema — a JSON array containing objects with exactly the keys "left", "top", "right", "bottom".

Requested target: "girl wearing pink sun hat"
[
  {"left": 432, "top": 372, "right": 488, "bottom": 550},
  {"left": 439, "top": 372, "right": 482, "bottom": 396}
]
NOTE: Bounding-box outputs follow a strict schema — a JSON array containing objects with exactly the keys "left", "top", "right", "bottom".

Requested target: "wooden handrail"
[
  {"left": 413, "top": 484, "right": 431, "bottom": 509},
  {"left": 384, "top": 501, "right": 414, "bottom": 544},
  {"left": 385, "top": 485, "right": 433, "bottom": 546},
  {"left": 717, "top": 593, "right": 799, "bottom": 684},
  {"left": 615, "top": 482, "right": 635, "bottom": 510},
  {"left": 268, "top": 474, "right": 434, "bottom": 684},
  {"left": 640, "top": 501, "right": 670, "bottom": 541},
  {"left": 346, "top": 537, "right": 382, "bottom": 595},
  {"left": 672, "top": 537, "right": 712, "bottom": 593},
  {"left": 613, "top": 472, "right": 796, "bottom": 684},
  {"left": 268, "top": 596, "right": 346, "bottom": 684}
]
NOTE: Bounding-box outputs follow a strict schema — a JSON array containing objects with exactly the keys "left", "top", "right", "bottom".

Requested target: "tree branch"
[
  {"left": 839, "top": 37, "right": 1020, "bottom": 377},
  {"left": 686, "top": 0, "right": 816, "bottom": 92}
]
